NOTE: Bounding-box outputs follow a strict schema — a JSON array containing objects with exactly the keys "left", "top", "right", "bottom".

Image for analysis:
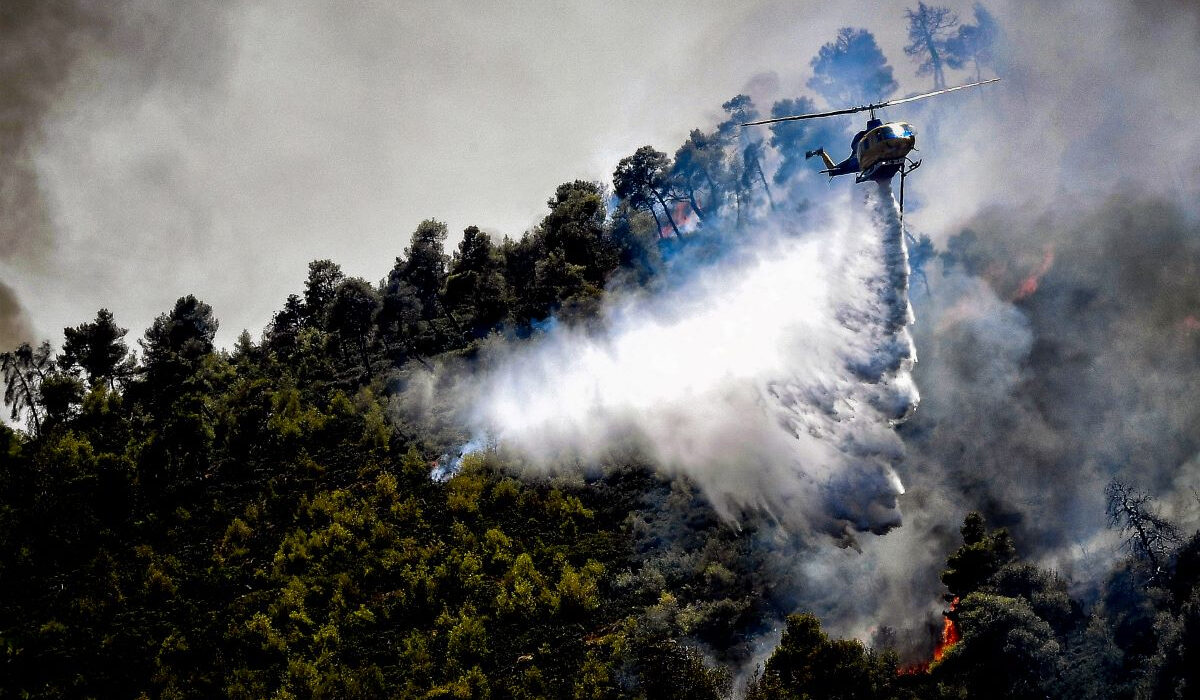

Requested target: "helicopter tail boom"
[{"left": 806, "top": 148, "right": 837, "bottom": 171}]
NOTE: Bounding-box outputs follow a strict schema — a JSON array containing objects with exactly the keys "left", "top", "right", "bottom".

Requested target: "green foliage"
[
  {"left": 937, "top": 593, "right": 1062, "bottom": 700},
  {"left": 60, "top": 308, "right": 133, "bottom": 389},
  {"left": 0, "top": 276, "right": 778, "bottom": 697},
  {"left": 940, "top": 512, "right": 1016, "bottom": 597},
  {"left": 746, "top": 612, "right": 900, "bottom": 700},
  {"left": 327, "top": 277, "right": 381, "bottom": 374},
  {"left": 614, "top": 146, "right": 679, "bottom": 238},
  {"left": 303, "top": 259, "right": 346, "bottom": 330}
]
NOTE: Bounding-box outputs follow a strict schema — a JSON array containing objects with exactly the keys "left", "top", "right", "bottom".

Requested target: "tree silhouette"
[
  {"left": 1106, "top": 479, "right": 1182, "bottom": 583},
  {"left": 671, "top": 129, "right": 725, "bottom": 219},
  {"left": 443, "top": 226, "right": 508, "bottom": 339},
  {"left": 904, "top": 3, "right": 959, "bottom": 90},
  {"left": 808, "top": 28, "right": 898, "bottom": 106},
  {"left": 302, "top": 259, "right": 345, "bottom": 329},
  {"left": 768, "top": 96, "right": 847, "bottom": 185},
  {"left": 946, "top": 3, "right": 1001, "bottom": 83},
  {"left": 1, "top": 341, "right": 54, "bottom": 434},
  {"left": 59, "top": 308, "right": 132, "bottom": 390},
  {"left": 719, "top": 95, "right": 774, "bottom": 214},
  {"left": 613, "top": 146, "right": 681, "bottom": 237},
  {"left": 328, "top": 277, "right": 380, "bottom": 374}
]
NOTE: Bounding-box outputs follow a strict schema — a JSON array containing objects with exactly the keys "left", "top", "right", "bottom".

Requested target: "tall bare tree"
[
  {"left": 904, "top": 3, "right": 959, "bottom": 90},
  {"left": 1106, "top": 478, "right": 1182, "bottom": 583}
]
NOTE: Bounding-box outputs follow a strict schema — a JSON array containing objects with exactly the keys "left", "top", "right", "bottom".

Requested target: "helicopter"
[{"left": 741, "top": 78, "right": 999, "bottom": 210}]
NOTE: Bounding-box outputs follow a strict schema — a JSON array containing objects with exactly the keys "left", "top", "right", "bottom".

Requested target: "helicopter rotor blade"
[
  {"left": 873, "top": 78, "right": 1000, "bottom": 109},
  {"left": 739, "top": 78, "right": 1000, "bottom": 127},
  {"left": 740, "top": 105, "right": 865, "bottom": 126}
]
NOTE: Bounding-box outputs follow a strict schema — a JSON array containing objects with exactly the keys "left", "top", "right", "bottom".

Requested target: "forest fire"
[
  {"left": 933, "top": 597, "right": 961, "bottom": 661},
  {"left": 1013, "top": 245, "right": 1056, "bottom": 300},
  {"left": 899, "top": 597, "right": 961, "bottom": 675}
]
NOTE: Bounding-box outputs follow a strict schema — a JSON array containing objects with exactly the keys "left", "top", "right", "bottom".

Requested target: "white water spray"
[{"left": 450, "top": 182, "right": 918, "bottom": 539}]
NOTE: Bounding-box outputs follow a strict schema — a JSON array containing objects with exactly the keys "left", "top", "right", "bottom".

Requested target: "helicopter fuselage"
[
  {"left": 852, "top": 120, "right": 916, "bottom": 182},
  {"left": 741, "top": 78, "right": 997, "bottom": 186}
]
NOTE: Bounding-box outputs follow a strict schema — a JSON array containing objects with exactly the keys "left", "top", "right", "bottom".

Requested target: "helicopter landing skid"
[{"left": 898, "top": 157, "right": 922, "bottom": 222}]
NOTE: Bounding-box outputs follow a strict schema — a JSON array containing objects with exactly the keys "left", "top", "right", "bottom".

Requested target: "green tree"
[
  {"left": 327, "top": 277, "right": 381, "bottom": 374},
  {"left": 443, "top": 226, "right": 509, "bottom": 339},
  {"left": 937, "top": 593, "right": 1062, "bottom": 700},
  {"left": 141, "top": 295, "right": 218, "bottom": 371},
  {"left": 746, "top": 612, "right": 898, "bottom": 700},
  {"left": 613, "top": 146, "right": 682, "bottom": 237},
  {"left": 264, "top": 293, "right": 306, "bottom": 358},
  {"left": 941, "top": 512, "right": 1017, "bottom": 598},
  {"left": 540, "top": 181, "right": 618, "bottom": 283},
  {"left": 59, "top": 309, "right": 133, "bottom": 390},
  {"left": 381, "top": 220, "right": 450, "bottom": 356},
  {"left": 302, "top": 259, "right": 346, "bottom": 329},
  {"left": 671, "top": 129, "right": 724, "bottom": 219},
  {"left": 377, "top": 277, "right": 423, "bottom": 359},
  {"left": 395, "top": 219, "right": 450, "bottom": 322},
  {"left": 717, "top": 95, "right": 774, "bottom": 215}
]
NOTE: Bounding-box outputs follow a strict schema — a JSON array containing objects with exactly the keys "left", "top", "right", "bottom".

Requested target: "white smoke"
[{"left": 455, "top": 182, "right": 918, "bottom": 541}]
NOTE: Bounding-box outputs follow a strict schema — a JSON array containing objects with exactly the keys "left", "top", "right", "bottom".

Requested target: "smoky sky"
[{"left": 12, "top": 0, "right": 1184, "bottom": 349}]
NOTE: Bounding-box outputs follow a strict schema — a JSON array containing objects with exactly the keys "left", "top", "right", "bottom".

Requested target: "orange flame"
[
  {"left": 1013, "top": 246, "right": 1056, "bottom": 301},
  {"left": 660, "top": 201, "right": 699, "bottom": 237},
  {"left": 898, "top": 597, "right": 960, "bottom": 675},
  {"left": 932, "top": 597, "right": 961, "bottom": 662}
]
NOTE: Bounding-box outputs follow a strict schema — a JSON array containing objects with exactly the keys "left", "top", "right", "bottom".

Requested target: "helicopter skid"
[{"left": 856, "top": 158, "right": 905, "bottom": 183}]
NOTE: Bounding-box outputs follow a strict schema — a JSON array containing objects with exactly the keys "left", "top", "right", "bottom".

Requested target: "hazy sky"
[{"left": 1, "top": 0, "right": 1196, "bottom": 348}]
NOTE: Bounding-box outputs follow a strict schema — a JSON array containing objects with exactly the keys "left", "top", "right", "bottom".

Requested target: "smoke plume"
[
  {"left": 0, "top": 281, "right": 32, "bottom": 349},
  {"left": 456, "top": 183, "right": 918, "bottom": 542}
]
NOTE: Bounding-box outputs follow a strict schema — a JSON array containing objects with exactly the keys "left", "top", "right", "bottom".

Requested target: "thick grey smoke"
[
  {"left": 0, "top": 0, "right": 231, "bottom": 344},
  {"left": 0, "top": 2, "right": 100, "bottom": 345},
  {"left": 0, "top": 281, "right": 32, "bottom": 349},
  {"left": 791, "top": 190, "right": 1200, "bottom": 650},
  {"left": 754, "top": 0, "right": 1200, "bottom": 649},
  {"left": 456, "top": 183, "right": 918, "bottom": 542}
]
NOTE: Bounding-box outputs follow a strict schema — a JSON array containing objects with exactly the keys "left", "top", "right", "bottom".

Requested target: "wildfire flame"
[
  {"left": 1013, "top": 245, "right": 1056, "bottom": 301},
  {"left": 932, "top": 597, "right": 961, "bottom": 662},
  {"left": 898, "top": 596, "right": 961, "bottom": 675},
  {"left": 659, "top": 200, "right": 700, "bottom": 237}
]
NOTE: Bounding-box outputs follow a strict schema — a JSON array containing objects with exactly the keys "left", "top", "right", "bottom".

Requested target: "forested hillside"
[
  {"left": 5, "top": 5, "right": 1200, "bottom": 698},
  {"left": 4, "top": 175, "right": 1200, "bottom": 698}
]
